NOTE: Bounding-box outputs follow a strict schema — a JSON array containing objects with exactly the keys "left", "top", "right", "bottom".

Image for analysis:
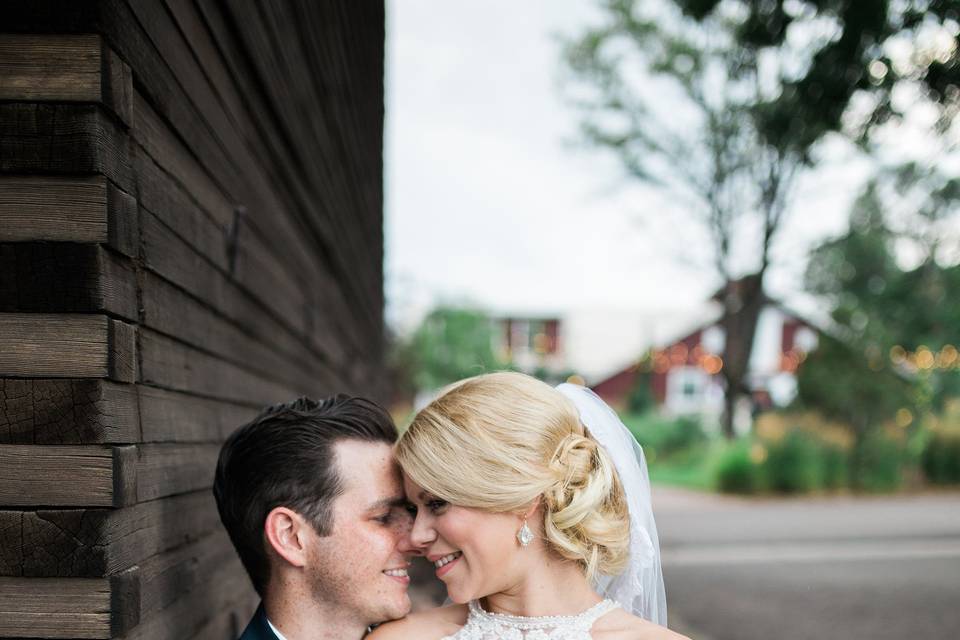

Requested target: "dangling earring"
[{"left": 516, "top": 518, "right": 534, "bottom": 547}]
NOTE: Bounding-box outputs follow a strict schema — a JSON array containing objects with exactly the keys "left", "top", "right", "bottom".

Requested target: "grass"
[{"left": 647, "top": 444, "right": 718, "bottom": 491}]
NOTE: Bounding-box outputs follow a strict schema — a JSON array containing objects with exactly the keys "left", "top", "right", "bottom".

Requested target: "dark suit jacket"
[{"left": 239, "top": 604, "right": 280, "bottom": 640}]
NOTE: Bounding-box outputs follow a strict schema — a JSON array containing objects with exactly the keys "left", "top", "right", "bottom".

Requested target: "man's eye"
[
  {"left": 375, "top": 513, "right": 394, "bottom": 524},
  {"left": 405, "top": 504, "right": 418, "bottom": 517}
]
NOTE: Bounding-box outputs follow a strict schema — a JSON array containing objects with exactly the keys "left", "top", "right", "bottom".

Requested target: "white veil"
[{"left": 555, "top": 383, "right": 667, "bottom": 626}]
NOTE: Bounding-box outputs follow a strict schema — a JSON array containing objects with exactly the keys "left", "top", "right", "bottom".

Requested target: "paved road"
[{"left": 654, "top": 487, "right": 960, "bottom": 640}]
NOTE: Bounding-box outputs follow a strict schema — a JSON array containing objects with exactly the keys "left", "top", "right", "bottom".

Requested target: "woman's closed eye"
[{"left": 426, "top": 499, "right": 448, "bottom": 514}]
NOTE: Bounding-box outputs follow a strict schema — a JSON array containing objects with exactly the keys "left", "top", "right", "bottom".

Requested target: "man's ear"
[{"left": 264, "top": 507, "right": 312, "bottom": 568}]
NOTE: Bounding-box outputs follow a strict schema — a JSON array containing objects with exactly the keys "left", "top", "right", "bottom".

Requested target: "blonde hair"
[{"left": 396, "top": 371, "right": 629, "bottom": 579}]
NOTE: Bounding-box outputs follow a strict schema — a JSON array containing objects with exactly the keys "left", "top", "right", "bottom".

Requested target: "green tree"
[
  {"left": 674, "top": 0, "right": 960, "bottom": 147},
  {"left": 405, "top": 307, "right": 505, "bottom": 392},
  {"left": 563, "top": 0, "right": 813, "bottom": 437},
  {"left": 800, "top": 166, "right": 960, "bottom": 484}
]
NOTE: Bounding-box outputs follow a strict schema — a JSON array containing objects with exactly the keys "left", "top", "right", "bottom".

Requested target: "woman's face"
[{"left": 403, "top": 475, "right": 530, "bottom": 603}]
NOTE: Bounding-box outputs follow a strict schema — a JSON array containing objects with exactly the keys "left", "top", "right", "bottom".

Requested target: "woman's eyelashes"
[{"left": 426, "top": 498, "right": 448, "bottom": 514}]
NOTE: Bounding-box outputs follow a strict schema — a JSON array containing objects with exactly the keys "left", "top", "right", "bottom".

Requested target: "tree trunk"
[{"left": 719, "top": 274, "right": 766, "bottom": 439}]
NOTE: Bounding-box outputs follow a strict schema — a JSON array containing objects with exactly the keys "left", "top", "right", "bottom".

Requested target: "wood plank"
[
  {"left": 0, "top": 243, "right": 137, "bottom": 320},
  {"left": 129, "top": 66, "right": 368, "bottom": 362},
  {"left": 0, "top": 443, "right": 219, "bottom": 509},
  {"left": 140, "top": 210, "right": 345, "bottom": 379},
  {"left": 134, "top": 145, "right": 229, "bottom": 272},
  {"left": 0, "top": 176, "right": 105, "bottom": 243},
  {"left": 135, "top": 444, "right": 219, "bottom": 503},
  {"left": 0, "top": 176, "right": 137, "bottom": 255},
  {"left": 0, "top": 34, "right": 132, "bottom": 125},
  {"left": 132, "top": 98, "right": 350, "bottom": 368},
  {"left": 136, "top": 530, "right": 233, "bottom": 621},
  {"left": 0, "top": 576, "right": 111, "bottom": 639},
  {"left": 119, "top": 553, "right": 252, "bottom": 640},
  {"left": 0, "top": 569, "right": 139, "bottom": 638},
  {"left": 139, "top": 327, "right": 303, "bottom": 408},
  {"left": 0, "top": 103, "right": 133, "bottom": 193},
  {"left": 19, "top": 491, "right": 220, "bottom": 578},
  {"left": 0, "top": 314, "right": 107, "bottom": 378},
  {"left": 138, "top": 382, "right": 256, "bottom": 444},
  {"left": 172, "top": 0, "right": 383, "bottom": 324},
  {"left": 0, "top": 314, "right": 136, "bottom": 381},
  {"left": 108, "top": 318, "right": 137, "bottom": 383},
  {"left": 0, "top": 512, "right": 22, "bottom": 577},
  {"left": 141, "top": 272, "right": 338, "bottom": 395},
  {"left": 195, "top": 1, "right": 385, "bottom": 328},
  {"left": 0, "top": 445, "right": 117, "bottom": 508},
  {"left": 0, "top": 379, "right": 139, "bottom": 445},
  {"left": 0, "top": 33, "right": 100, "bottom": 102}
]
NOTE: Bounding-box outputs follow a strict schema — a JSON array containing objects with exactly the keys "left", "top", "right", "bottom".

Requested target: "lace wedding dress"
[{"left": 440, "top": 599, "right": 620, "bottom": 640}]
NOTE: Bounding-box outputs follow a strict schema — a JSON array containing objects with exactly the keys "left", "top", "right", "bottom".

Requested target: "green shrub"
[
  {"left": 763, "top": 430, "right": 822, "bottom": 493},
  {"left": 714, "top": 441, "right": 760, "bottom": 494},
  {"left": 853, "top": 431, "right": 903, "bottom": 492},
  {"left": 921, "top": 429, "right": 960, "bottom": 485},
  {"left": 621, "top": 413, "right": 706, "bottom": 458},
  {"left": 820, "top": 444, "right": 850, "bottom": 490}
]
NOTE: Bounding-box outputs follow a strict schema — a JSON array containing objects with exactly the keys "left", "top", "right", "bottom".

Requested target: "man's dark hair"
[{"left": 213, "top": 395, "right": 397, "bottom": 596}]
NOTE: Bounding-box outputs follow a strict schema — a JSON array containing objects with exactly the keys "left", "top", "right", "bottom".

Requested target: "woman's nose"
[{"left": 409, "top": 512, "right": 437, "bottom": 548}]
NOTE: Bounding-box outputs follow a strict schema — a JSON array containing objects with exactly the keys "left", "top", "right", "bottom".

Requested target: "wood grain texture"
[
  {"left": 0, "top": 103, "right": 133, "bottom": 193},
  {"left": 0, "top": 34, "right": 132, "bottom": 126},
  {"left": 0, "top": 512, "right": 22, "bottom": 577},
  {"left": 0, "top": 445, "right": 116, "bottom": 507},
  {"left": 0, "top": 175, "right": 106, "bottom": 243},
  {"left": 136, "top": 530, "right": 232, "bottom": 621},
  {"left": 141, "top": 272, "right": 338, "bottom": 396},
  {"left": 134, "top": 443, "right": 219, "bottom": 503},
  {"left": 139, "top": 327, "right": 300, "bottom": 407},
  {"left": 0, "top": 576, "right": 111, "bottom": 638},
  {"left": 137, "top": 384, "right": 255, "bottom": 444},
  {"left": 0, "top": 244, "right": 137, "bottom": 320},
  {"left": 119, "top": 551, "right": 252, "bottom": 640},
  {"left": 0, "top": 176, "right": 136, "bottom": 256},
  {"left": 0, "top": 569, "right": 139, "bottom": 638},
  {"left": 0, "top": 314, "right": 108, "bottom": 378},
  {"left": 19, "top": 491, "right": 220, "bottom": 578},
  {"left": 0, "top": 379, "right": 139, "bottom": 445},
  {"left": 0, "top": 33, "right": 101, "bottom": 102},
  {"left": 140, "top": 211, "right": 344, "bottom": 383},
  {"left": 0, "top": 443, "right": 220, "bottom": 509},
  {"left": 0, "top": 314, "right": 135, "bottom": 380}
]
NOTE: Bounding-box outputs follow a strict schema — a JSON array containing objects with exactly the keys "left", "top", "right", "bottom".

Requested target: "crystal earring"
[{"left": 516, "top": 518, "right": 534, "bottom": 547}]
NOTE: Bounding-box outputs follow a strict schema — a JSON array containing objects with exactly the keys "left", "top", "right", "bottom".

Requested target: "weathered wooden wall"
[{"left": 0, "top": 1, "right": 385, "bottom": 637}]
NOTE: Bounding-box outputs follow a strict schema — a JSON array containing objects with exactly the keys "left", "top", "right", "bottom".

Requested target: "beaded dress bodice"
[{"left": 440, "top": 599, "right": 620, "bottom": 640}]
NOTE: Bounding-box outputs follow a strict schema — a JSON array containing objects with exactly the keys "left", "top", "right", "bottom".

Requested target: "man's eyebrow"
[{"left": 367, "top": 495, "right": 407, "bottom": 511}]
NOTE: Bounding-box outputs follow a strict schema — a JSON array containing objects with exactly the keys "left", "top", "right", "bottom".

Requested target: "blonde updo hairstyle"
[{"left": 396, "top": 371, "right": 629, "bottom": 580}]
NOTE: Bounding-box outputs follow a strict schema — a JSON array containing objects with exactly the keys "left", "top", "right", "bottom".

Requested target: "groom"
[{"left": 213, "top": 395, "right": 419, "bottom": 640}]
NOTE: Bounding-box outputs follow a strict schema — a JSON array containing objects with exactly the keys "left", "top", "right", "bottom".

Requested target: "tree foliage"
[
  {"left": 404, "top": 307, "right": 505, "bottom": 392},
  {"left": 675, "top": 0, "right": 960, "bottom": 147},
  {"left": 800, "top": 165, "right": 960, "bottom": 430}
]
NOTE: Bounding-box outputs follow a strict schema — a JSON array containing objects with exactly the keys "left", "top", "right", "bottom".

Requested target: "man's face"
[{"left": 305, "top": 440, "right": 414, "bottom": 625}]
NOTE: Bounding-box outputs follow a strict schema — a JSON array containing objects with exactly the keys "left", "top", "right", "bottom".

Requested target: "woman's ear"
[
  {"left": 264, "top": 506, "right": 311, "bottom": 568},
  {"left": 522, "top": 497, "right": 541, "bottom": 521}
]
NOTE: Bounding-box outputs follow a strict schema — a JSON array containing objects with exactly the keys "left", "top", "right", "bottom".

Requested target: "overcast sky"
[{"left": 383, "top": 1, "right": 883, "bottom": 332}]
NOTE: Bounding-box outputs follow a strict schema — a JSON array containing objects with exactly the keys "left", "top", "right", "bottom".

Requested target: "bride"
[{"left": 368, "top": 372, "right": 688, "bottom": 640}]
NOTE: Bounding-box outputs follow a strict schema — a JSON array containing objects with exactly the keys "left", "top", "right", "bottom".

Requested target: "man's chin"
[{"left": 375, "top": 594, "right": 411, "bottom": 624}]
